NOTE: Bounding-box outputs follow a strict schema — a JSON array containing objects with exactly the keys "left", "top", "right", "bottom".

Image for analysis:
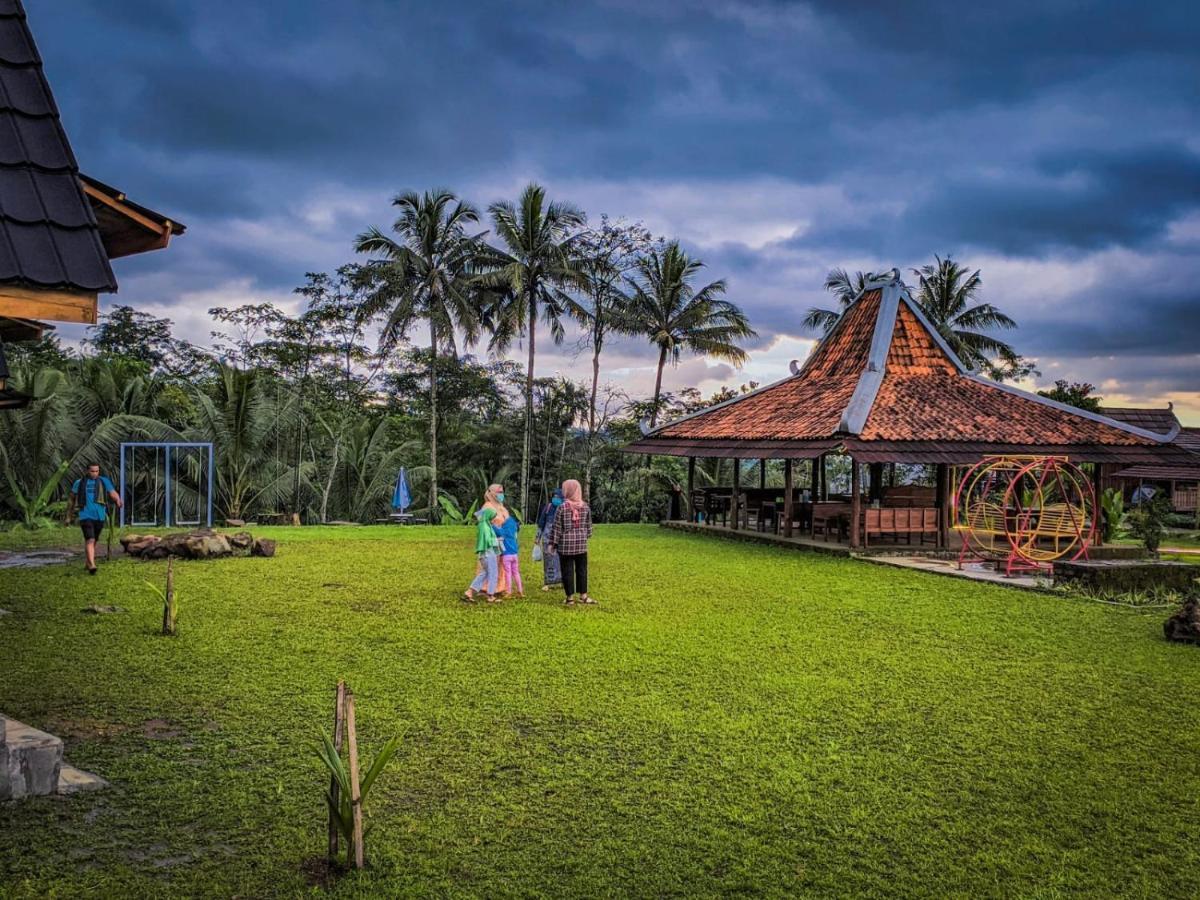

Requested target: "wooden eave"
[{"left": 80, "top": 175, "right": 185, "bottom": 260}]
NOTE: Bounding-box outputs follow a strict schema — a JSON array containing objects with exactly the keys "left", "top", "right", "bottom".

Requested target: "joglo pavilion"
[{"left": 625, "top": 270, "right": 1190, "bottom": 551}]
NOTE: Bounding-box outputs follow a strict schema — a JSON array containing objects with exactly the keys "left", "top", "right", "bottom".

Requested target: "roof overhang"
[
  {"left": 0, "top": 284, "right": 97, "bottom": 325},
  {"left": 80, "top": 174, "right": 185, "bottom": 260},
  {"left": 0, "top": 315, "right": 49, "bottom": 342}
]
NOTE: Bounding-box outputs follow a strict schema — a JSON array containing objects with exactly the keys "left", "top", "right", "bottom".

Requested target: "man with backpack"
[{"left": 69, "top": 463, "right": 123, "bottom": 575}]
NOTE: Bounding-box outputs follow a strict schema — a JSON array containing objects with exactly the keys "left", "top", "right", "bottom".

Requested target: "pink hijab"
[{"left": 560, "top": 479, "right": 585, "bottom": 526}]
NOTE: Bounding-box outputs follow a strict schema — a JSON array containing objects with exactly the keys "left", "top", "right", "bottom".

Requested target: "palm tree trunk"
[
  {"left": 521, "top": 290, "right": 536, "bottom": 521},
  {"left": 650, "top": 345, "right": 668, "bottom": 427},
  {"left": 428, "top": 319, "right": 439, "bottom": 523}
]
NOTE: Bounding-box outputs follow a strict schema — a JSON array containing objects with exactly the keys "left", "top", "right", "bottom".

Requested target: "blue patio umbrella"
[{"left": 391, "top": 467, "right": 412, "bottom": 513}]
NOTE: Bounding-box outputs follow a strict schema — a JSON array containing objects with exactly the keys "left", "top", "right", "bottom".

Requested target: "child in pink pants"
[{"left": 495, "top": 515, "right": 524, "bottom": 598}]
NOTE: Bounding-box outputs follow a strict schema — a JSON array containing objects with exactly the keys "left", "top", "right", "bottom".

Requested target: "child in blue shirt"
[{"left": 495, "top": 515, "right": 523, "bottom": 598}]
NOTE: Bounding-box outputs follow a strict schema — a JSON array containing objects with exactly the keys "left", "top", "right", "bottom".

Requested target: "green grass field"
[{"left": 2, "top": 525, "right": 1199, "bottom": 898}]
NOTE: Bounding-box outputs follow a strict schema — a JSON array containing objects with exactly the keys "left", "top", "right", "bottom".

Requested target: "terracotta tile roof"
[
  {"left": 0, "top": 1, "right": 117, "bottom": 293},
  {"left": 634, "top": 270, "right": 1172, "bottom": 462}
]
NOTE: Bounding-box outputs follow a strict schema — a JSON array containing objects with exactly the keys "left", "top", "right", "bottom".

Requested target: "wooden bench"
[
  {"left": 862, "top": 507, "right": 938, "bottom": 546},
  {"left": 1033, "top": 504, "right": 1089, "bottom": 552}
]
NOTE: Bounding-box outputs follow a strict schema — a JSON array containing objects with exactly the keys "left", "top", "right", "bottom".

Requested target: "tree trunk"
[
  {"left": 428, "top": 319, "right": 439, "bottom": 523},
  {"left": 521, "top": 290, "right": 536, "bottom": 522},
  {"left": 650, "top": 345, "right": 668, "bottom": 428},
  {"left": 584, "top": 334, "right": 601, "bottom": 502}
]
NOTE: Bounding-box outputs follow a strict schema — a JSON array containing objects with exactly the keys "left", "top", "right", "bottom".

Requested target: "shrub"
[{"left": 1126, "top": 496, "right": 1172, "bottom": 553}]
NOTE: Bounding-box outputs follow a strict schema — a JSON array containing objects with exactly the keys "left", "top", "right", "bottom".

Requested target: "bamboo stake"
[
  {"left": 345, "top": 688, "right": 365, "bottom": 870},
  {"left": 161, "top": 558, "right": 175, "bottom": 635},
  {"left": 327, "top": 681, "right": 346, "bottom": 860}
]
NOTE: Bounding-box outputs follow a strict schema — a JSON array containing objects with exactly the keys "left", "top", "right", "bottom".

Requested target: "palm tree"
[
  {"left": 477, "top": 183, "right": 586, "bottom": 520},
  {"left": 625, "top": 241, "right": 755, "bottom": 428},
  {"left": 355, "top": 189, "right": 483, "bottom": 522},
  {"left": 802, "top": 268, "right": 874, "bottom": 335},
  {"left": 910, "top": 256, "right": 1018, "bottom": 375}
]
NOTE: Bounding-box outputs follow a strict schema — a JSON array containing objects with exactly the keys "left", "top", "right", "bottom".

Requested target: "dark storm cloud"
[{"left": 24, "top": 0, "right": 1200, "bottom": 412}]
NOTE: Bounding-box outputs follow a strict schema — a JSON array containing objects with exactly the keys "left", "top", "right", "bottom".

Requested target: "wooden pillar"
[
  {"left": 731, "top": 458, "right": 741, "bottom": 530},
  {"left": 849, "top": 457, "right": 862, "bottom": 548},
  {"left": 818, "top": 454, "right": 827, "bottom": 501},
  {"left": 783, "top": 458, "right": 794, "bottom": 538},
  {"left": 869, "top": 462, "right": 884, "bottom": 502},
  {"left": 935, "top": 463, "right": 949, "bottom": 549},
  {"left": 811, "top": 456, "right": 819, "bottom": 497},
  {"left": 759, "top": 458, "right": 767, "bottom": 490},
  {"left": 1092, "top": 462, "right": 1104, "bottom": 546},
  {"left": 686, "top": 456, "right": 696, "bottom": 523}
]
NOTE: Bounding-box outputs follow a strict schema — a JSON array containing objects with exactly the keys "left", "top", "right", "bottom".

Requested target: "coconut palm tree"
[
  {"left": 476, "top": 183, "right": 587, "bottom": 519},
  {"left": 625, "top": 242, "right": 755, "bottom": 428},
  {"left": 355, "top": 189, "right": 484, "bottom": 521},
  {"left": 802, "top": 268, "right": 874, "bottom": 335},
  {"left": 910, "top": 255, "right": 1018, "bottom": 375}
]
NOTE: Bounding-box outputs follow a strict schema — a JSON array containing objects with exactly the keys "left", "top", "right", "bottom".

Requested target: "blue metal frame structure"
[{"left": 119, "top": 441, "right": 215, "bottom": 528}]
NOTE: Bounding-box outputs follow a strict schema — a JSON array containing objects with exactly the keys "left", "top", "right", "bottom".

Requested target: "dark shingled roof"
[
  {"left": 1098, "top": 406, "right": 1181, "bottom": 436},
  {"left": 0, "top": 0, "right": 116, "bottom": 293}
]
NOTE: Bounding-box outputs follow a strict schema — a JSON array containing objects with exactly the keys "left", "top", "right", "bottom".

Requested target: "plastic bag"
[{"left": 532, "top": 542, "right": 543, "bottom": 563}]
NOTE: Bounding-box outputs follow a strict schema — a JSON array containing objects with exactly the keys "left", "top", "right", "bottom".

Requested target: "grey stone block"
[
  {"left": 4, "top": 717, "right": 63, "bottom": 799},
  {"left": 57, "top": 764, "right": 108, "bottom": 795}
]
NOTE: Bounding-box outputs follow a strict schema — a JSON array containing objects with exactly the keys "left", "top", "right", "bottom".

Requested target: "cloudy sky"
[{"left": 33, "top": 0, "right": 1200, "bottom": 422}]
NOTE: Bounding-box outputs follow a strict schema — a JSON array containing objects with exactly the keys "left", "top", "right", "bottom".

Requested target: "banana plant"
[
  {"left": 1100, "top": 487, "right": 1126, "bottom": 541},
  {"left": 315, "top": 729, "right": 401, "bottom": 863},
  {"left": 4, "top": 458, "right": 70, "bottom": 530},
  {"left": 437, "top": 492, "right": 478, "bottom": 525}
]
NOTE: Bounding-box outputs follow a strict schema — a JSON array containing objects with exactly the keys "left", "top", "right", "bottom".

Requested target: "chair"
[
  {"left": 704, "top": 492, "right": 730, "bottom": 527},
  {"left": 757, "top": 501, "right": 777, "bottom": 533}
]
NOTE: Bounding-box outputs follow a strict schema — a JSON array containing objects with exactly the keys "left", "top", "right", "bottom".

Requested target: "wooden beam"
[
  {"left": 1092, "top": 463, "right": 1105, "bottom": 547},
  {"left": 82, "top": 180, "right": 173, "bottom": 238},
  {"left": 850, "top": 458, "right": 862, "bottom": 549},
  {"left": 935, "top": 464, "right": 949, "bottom": 549},
  {"left": 869, "top": 462, "right": 884, "bottom": 502},
  {"left": 686, "top": 456, "right": 696, "bottom": 523},
  {"left": 731, "top": 459, "right": 740, "bottom": 531},
  {"left": 0, "top": 286, "right": 98, "bottom": 324},
  {"left": 759, "top": 458, "right": 767, "bottom": 490},
  {"left": 783, "top": 458, "right": 794, "bottom": 538}
]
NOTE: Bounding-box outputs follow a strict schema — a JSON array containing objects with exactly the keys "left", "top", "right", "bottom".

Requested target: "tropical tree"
[
  {"left": 189, "top": 364, "right": 303, "bottom": 520},
  {"left": 477, "top": 183, "right": 587, "bottom": 519},
  {"left": 625, "top": 241, "right": 755, "bottom": 428},
  {"left": 355, "top": 189, "right": 484, "bottom": 521},
  {"left": 910, "top": 256, "right": 1020, "bottom": 377},
  {"left": 802, "top": 268, "right": 874, "bottom": 335},
  {"left": 567, "top": 217, "right": 658, "bottom": 498}
]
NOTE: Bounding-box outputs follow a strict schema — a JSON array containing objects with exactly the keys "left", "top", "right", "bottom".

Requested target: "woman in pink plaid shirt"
[{"left": 547, "top": 479, "right": 594, "bottom": 605}]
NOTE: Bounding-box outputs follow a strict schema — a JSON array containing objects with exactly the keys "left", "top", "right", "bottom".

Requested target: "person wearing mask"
[{"left": 535, "top": 488, "right": 564, "bottom": 591}]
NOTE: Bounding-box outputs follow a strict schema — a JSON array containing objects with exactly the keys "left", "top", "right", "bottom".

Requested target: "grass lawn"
[{"left": 2, "top": 525, "right": 1199, "bottom": 898}]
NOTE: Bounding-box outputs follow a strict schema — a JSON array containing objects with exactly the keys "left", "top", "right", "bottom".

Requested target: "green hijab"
[{"left": 475, "top": 507, "right": 499, "bottom": 554}]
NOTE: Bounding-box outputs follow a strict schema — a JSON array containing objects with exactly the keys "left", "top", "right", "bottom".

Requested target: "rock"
[
  {"left": 182, "top": 532, "right": 231, "bottom": 560},
  {"left": 125, "top": 536, "right": 162, "bottom": 555},
  {"left": 1164, "top": 597, "right": 1200, "bottom": 644},
  {"left": 225, "top": 518, "right": 246, "bottom": 527},
  {"left": 228, "top": 531, "right": 254, "bottom": 551},
  {"left": 119, "top": 533, "right": 145, "bottom": 549},
  {"left": 82, "top": 605, "right": 126, "bottom": 614},
  {"left": 251, "top": 538, "right": 276, "bottom": 558},
  {"left": 57, "top": 763, "right": 108, "bottom": 795}
]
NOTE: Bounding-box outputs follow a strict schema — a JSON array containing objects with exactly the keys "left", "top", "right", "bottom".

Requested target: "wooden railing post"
[
  {"left": 686, "top": 456, "right": 696, "bottom": 523},
  {"left": 849, "top": 457, "right": 862, "bottom": 549},
  {"left": 731, "top": 458, "right": 741, "bottom": 530},
  {"left": 783, "top": 459, "right": 794, "bottom": 538}
]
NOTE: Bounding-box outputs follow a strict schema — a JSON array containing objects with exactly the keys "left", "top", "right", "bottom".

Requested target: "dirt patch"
[
  {"left": 44, "top": 715, "right": 132, "bottom": 741},
  {"left": 322, "top": 582, "right": 347, "bottom": 589},
  {"left": 141, "top": 718, "right": 185, "bottom": 740},
  {"left": 0, "top": 548, "right": 81, "bottom": 569},
  {"left": 299, "top": 854, "right": 342, "bottom": 889}
]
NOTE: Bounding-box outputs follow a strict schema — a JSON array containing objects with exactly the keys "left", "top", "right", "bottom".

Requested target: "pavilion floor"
[{"left": 660, "top": 520, "right": 1054, "bottom": 591}]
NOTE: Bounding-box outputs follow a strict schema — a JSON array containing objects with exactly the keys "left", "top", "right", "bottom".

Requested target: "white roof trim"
[{"left": 963, "top": 374, "right": 1177, "bottom": 443}]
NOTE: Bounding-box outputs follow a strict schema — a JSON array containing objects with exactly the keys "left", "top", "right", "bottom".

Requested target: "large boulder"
[
  {"left": 251, "top": 538, "right": 276, "bottom": 558},
  {"left": 1164, "top": 597, "right": 1200, "bottom": 644}
]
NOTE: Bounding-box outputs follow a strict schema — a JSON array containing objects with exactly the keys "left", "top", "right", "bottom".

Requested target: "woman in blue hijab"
[{"left": 536, "top": 488, "right": 564, "bottom": 591}]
